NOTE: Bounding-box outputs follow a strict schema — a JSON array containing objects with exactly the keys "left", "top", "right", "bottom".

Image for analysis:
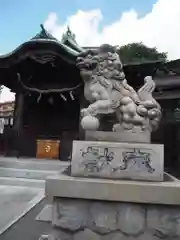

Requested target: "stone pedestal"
[
  {"left": 85, "top": 130, "right": 151, "bottom": 143},
  {"left": 71, "top": 140, "right": 164, "bottom": 181},
  {"left": 44, "top": 174, "right": 180, "bottom": 240}
]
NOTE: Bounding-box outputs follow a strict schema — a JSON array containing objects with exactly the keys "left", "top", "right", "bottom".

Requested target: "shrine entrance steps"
[{"left": 0, "top": 157, "right": 69, "bottom": 188}]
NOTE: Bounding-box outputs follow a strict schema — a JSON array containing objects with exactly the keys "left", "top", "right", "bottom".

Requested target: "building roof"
[
  {"left": 0, "top": 25, "right": 180, "bottom": 91},
  {"left": 0, "top": 24, "right": 169, "bottom": 69},
  {"left": 0, "top": 25, "right": 84, "bottom": 68}
]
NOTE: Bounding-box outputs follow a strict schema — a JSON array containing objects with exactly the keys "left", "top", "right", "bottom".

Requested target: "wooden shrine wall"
[
  {"left": 7, "top": 57, "right": 84, "bottom": 160},
  {"left": 151, "top": 99, "right": 180, "bottom": 177},
  {"left": 17, "top": 93, "right": 80, "bottom": 159}
]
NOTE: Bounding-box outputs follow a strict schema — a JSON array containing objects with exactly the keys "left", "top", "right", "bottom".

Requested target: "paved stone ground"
[
  {"left": 0, "top": 185, "right": 44, "bottom": 235},
  {"left": 1, "top": 198, "right": 51, "bottom": 240},
  {"left": 0, "top": 157, "right": 69, "bottom": 238}
]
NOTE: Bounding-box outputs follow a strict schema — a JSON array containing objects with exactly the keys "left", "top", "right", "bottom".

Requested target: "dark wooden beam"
[{"left": 13, "top": 93, "right": 24, "bottom": 157}]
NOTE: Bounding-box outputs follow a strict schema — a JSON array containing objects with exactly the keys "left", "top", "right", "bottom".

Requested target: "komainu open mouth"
[{"left": 76, "top": 58, "right": 97, "bottom": 71}]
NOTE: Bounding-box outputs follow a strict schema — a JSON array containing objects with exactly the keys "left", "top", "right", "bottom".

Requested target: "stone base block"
[
  {"left": 71, "top": 140, "right": 164, "bottom": 181},
  {"left": 86, "top": 130, "right": 150, "bottom": 143},
  {"left": 45, "top": 173, "right": 180, "bottom": 205},
  {"left": 47, "top": 197, "right": 180, "bottom": 239}
]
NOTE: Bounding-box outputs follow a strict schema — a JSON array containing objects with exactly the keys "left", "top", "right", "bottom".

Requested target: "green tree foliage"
[{"left": 118, "top": 42, "right": 167, "bottom": 64}]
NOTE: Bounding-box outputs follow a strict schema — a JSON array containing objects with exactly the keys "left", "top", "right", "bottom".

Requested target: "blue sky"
[{"left": 0, "top": 0, "right": 156, "bottom": 54}]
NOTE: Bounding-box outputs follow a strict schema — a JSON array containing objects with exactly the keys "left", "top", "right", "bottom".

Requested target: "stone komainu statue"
[{"left": 76, "top": 44, "right": 161, "bottom": 133}]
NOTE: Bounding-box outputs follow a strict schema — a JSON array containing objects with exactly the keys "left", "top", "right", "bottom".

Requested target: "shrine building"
[{"left": 0, "top": 24, "right": 180, "bottom": 177}]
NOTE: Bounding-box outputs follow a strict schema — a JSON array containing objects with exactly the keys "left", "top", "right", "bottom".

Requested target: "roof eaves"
[
  {"left": 28, "top": 39, "right": 80, "bottom": 56},
  {"left": 0, "top": 38, "right": 80, "bottom": 64}
]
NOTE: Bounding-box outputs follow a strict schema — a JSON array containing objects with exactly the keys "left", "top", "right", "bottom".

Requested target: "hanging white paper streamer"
[
  {"left": 69, "top": 91, "right": 74, "bottom": 100},
  {"left": 60, "top": 93, "right": 67, "bottom": 101},
  {"left": 37, "top": 93, "right": 42, "bottom": 103}
]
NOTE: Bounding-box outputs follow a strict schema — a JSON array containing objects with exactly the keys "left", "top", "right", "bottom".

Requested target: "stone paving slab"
[
  {"left": 0, "top": 177, "right": 45, "bottom": 189},
  {"left": 35, "top": 204, "right": 52, "bottom": 222},
  {"left": 0, "top": 167, "right": 58, "bottom": 180},
  {"left": 0, "top": 185, "right": 44, "bottom": 235},
  {"left": 0, "top": 157, "right": 69, "bottom": 171},
  {"left": 1, "top": 198, "right": 51, "bottom": 240}
]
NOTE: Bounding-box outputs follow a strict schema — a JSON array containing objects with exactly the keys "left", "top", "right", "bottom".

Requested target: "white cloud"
[{"left": 44, "top": 0, "right": 180, "bottom": 60}]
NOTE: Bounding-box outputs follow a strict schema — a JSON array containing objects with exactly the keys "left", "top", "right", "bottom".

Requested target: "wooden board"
[{"left": 36, "top": 139, "right": 60, "bottom": 160}]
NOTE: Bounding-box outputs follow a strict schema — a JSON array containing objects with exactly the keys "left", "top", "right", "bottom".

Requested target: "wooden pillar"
[{"left": 13, "top": 93, "right": 24, "bottom": 157}]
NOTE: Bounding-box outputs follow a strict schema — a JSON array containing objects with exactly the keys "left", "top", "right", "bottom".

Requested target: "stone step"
[
  {"left": 0, "top": 167, "right": 59, "bottom": 180},
  {"left": 0, "top": 177, "right": 45, "bottom": 189},
  {"left": 0, "top": 158, "right": 69, "bottom": 171}
]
